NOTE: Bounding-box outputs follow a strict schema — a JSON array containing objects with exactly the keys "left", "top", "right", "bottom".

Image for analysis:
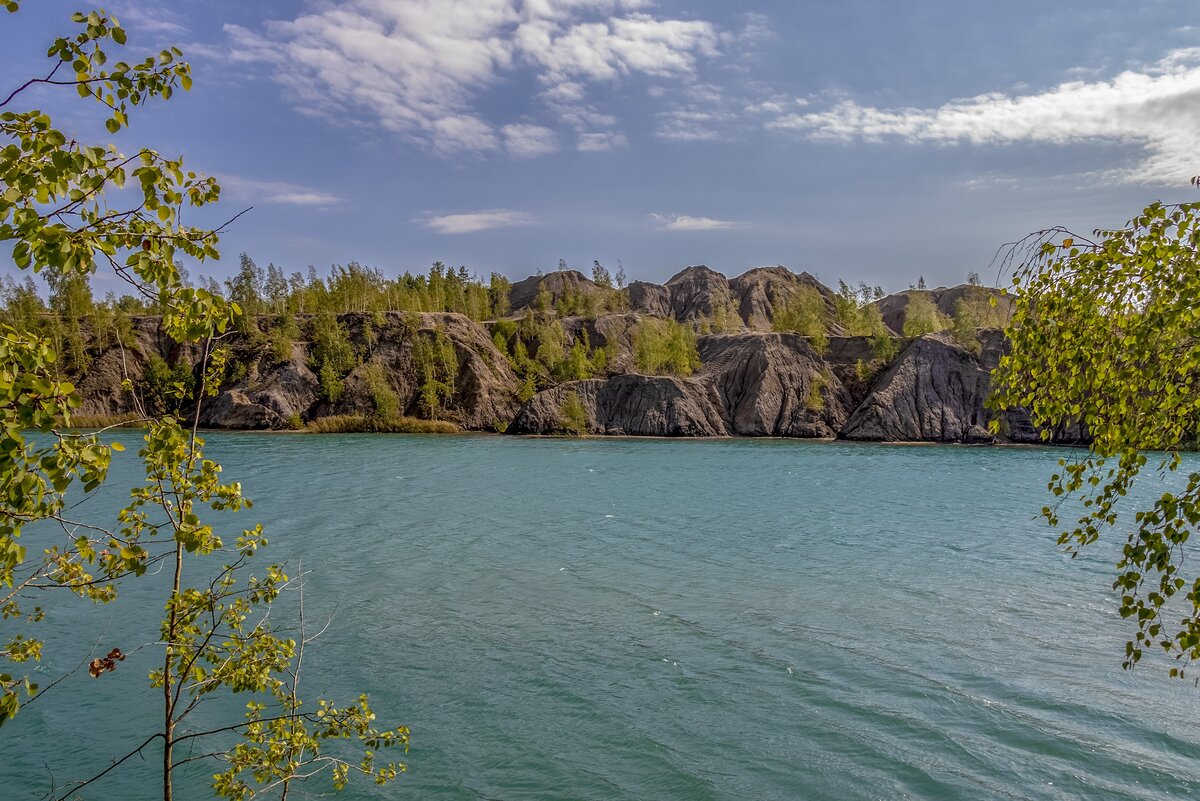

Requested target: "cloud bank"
[
  {"left": 226, "top": 0, "right": 720, "bottom": 156},
  {"left": 767, "top": 48, "right": 1200, "bottom": 184}
]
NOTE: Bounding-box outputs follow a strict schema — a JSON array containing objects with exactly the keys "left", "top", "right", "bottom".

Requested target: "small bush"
[
  {"left": 805, "top": 372, "right": 827, "bottom": 412},
  {"left": 558, "top": 392, "right": 589, "bottom": 436}
]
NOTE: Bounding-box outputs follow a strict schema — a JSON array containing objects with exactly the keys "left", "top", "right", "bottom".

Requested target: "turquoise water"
[{"left": 3, "top": 434, "right": 1199, "bottom": 800}]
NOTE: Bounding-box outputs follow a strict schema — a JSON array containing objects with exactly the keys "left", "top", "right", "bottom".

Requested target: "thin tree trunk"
[{"left": 163, "top": 539, "right": 182, "bottom": 801}]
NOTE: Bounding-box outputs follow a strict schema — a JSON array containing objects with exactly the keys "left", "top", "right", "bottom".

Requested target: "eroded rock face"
[
  {"left": 202, "top": 347, "right": 320, "bottom": 430},
  {"left": 698, "top": 333, "right": 851, "bottom": 437},
  {"left": 728, "top": 266, "right": 839, "bottom": 331},
  {"left": 627, "top": 281, "right": 672, "bottom": 318},
  {"left": 510, "top": 374, "right": 727, "bottom": 436},
  {"left": 561, "top": 313, "right": 641, "bottom": 374},
  {"left": 202, "top": 312, "right": 520, "bottom": 431},
  {"left": 840, "top": 333, "right": 993, "bottom": 442},
  {"left": 508, "top": 270, "right": 604, "bottom": 312},
  {"left": 323, "top": 312, "right": 520, "bottom": 430},
  {"left": 75, "top": 317, "right": 176, "bottom": 417},
  {"left": 76, "top": 347, "right": 145, "bottom": 417},
  {"left": 664, "top": 265, "right": 736, "bottom": 323}
]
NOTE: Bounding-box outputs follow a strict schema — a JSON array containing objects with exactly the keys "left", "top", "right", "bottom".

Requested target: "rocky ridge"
[{"left": 67, "top": 267, "right": 1069, "bottom": 445}]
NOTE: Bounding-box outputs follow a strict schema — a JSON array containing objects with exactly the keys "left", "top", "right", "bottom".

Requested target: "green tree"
[
  {"left": 991, "top": 201, "right": 1200, "bottom": 677},
  {"left": 309, "top": 311, "right": 357, "bottom": 402},
  {"left": 772, "top": 287, "right": 829, "bottom": 352},
  {"left": 558, "top": 391, "right": 589, "bottom": 436},
  {"left": 632, "top": 317, "right": 701, "bottom": 376},
  {"left": 412, "top": 326, "right": 458, "bottom": 419},
  {"left": 0, "top": 7, "right": 405, "bottom": 798},
  {"left": 591, "top": 259, "right": 612, "bottom": 289},
  {"left": 362, "top": 362, "right": 400, "bottom": 421},
  {"left": 225, "top": 252, "right": 264, "bottom": 331},
  {"left": 488, "top": 272, "right": 512, "bottom": 318},
  {"left": 901, "top": 293, "right": 950, "bottom": 337}
]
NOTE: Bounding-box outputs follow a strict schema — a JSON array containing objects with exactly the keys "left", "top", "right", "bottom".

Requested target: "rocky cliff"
[
  {"left": 62, "top": 266, "right": 1073, "bottom": 445},
  {"left": 510, "top": 326, "right": 1075, "bottom": 444}
]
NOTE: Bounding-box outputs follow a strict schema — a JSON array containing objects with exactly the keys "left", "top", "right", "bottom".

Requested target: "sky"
[{"left": 2, "top": 0, "right": 1199, "bottom": 292}]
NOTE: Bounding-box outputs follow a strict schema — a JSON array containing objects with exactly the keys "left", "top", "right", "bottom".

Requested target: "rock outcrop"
[
  {"left": 874, "top": 285, "right": 1013, "bottom": 335},
  {"left": 317, "top": 312, "right": 520, "bottom": 429},
  {"left": 508, "top": 270, "right": 605, "bottom": 312},
  {"left": 840, "top": 333, "right": 995, "bottom": 442},
  {"left": 199, "top": 312, "right": 520, "bottom": 431},
  {"left": 509, "top": 374, "right": 727, "bottom": 436},
  {"left": 55, "top": 264, "right": 1080, "bottom": 445},
  {"left": 663, "top": 265, "right": 738, "bottom": 324},
  {"left": 627, "top": 281, "right": 672, "bottom": 318},
  {"left": 201, "top": 347, "right": 320, "bottom": 429},
  {"left": 698, "top": 333, "right": 851, "bottom": 437},
  {"left": 728, "top": 266, "right": 839, "bottom": 331}
]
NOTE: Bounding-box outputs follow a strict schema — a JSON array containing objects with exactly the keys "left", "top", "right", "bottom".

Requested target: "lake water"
[{"left": 2, "top": 434, "right": 1199, "bottom": 800}]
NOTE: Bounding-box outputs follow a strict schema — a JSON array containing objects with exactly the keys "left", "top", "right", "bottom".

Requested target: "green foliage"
[
  {"left": 832, "top": 281, "right": 890, "bottom": 345},
  {"left": 310, "top": 312, "right": 357, "bottom": 402},
  {"left": 141, "top": 353, "right": 194, "bottom": 415},
  {"left": 991, "top": 201, "right": 1200, "bottom": 678},
  {"left": 362, "top": 362, "right": 400, "bottom": 420},
  {"left": 533, "top": 281, "right": 552, "bottom": 313},
  {"left": 901, "top": 293, "right": 950, "bottom": 337},
  {"left": 706, "top": 298, "right": 742, "bottom": 334},
  {"left": 0, "top": 277, "right": 45, "bottom": 331},
  {"left": 266, "top": 313, "right": 299, "bottom": 364},
  {"left": 591, "top": 260, "right": 613, "bottom": 289},
  {"left": 772, "top": 287, "right": 829, "bottom": 352},
  {"left": 870, "top": 329, "right": 897, "bottom": 362},
  {"left": 558, "top": 391, "right": 589, "bottom": 436},
  {"left": 225, "top": 253, "right": 264, "bottom": 329},
  {"left": 412, "top": 326, "right": 458, "bottom": 420},
  {"left": 306, "top": 414, "right": 458, "bottom": 434},
  {"left": 632, "top": 317, "right": 700, "bottom": 376},
  {"left": 805, "top": 371, "right": 827, "bottom": 412},
  {"left": 556, "top": 287, "right": 597, "bottom": 318},
  {"left": 949, "top": 287, "right": 1008, "bottom": 354},
  {"left": 488, "top": 272, "right": 512, "bottom": 318},
  {"left": 0, "top": 8, "right": 404, "bottom": 797},
  {"left": 558, "top": 336, "right": 594, "bottom": 381}
]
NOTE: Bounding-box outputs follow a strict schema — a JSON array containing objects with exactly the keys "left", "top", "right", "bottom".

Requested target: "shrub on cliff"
[{"left": 632, "top": 317, "right": 701, "bottom": 376}]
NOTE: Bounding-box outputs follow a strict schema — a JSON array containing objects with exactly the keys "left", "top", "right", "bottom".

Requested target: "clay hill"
[{"left": 65, "top": 266, "right": 1067, "bottom": 445}]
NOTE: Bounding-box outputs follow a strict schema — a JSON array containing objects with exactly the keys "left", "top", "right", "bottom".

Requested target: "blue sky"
[{"left": 3, "top": 0, "right": 1199, "bottom": 291}]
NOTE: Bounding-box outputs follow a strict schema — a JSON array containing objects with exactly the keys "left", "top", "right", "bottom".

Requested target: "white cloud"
[
  {"left": 223, "top": 1, "right": 723, "bottom": 157},
  {"left": 502, "top": 124, "right": 559, "bottom": 157},
  {"left": 649, "top": 213, "right": 741, "bottom": 231},
  {"left": 578, "top": 131, "right": 628, "bottom": 151},
  {"left": 420, "top": 210, "right": 535, "bottom": 234},
  {"left": 767, "top": 48, "right": 1200, "bottom": 184},
  {"left": 112, "top": 3, "right": 187, "bottom": 35},
  {"left": 655, "top": 108, "right": 734, "bottom": 142},
  {"left": 219, "top": 175, "right": 343, "bottom": 206}
]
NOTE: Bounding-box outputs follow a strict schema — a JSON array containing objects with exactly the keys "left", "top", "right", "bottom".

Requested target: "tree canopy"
[
  {"left": 991, "top": 200, "right": 1200, "bottom": 676},
  {"left": 0, "top": 6, "right": 405, "bottom": 798}
]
